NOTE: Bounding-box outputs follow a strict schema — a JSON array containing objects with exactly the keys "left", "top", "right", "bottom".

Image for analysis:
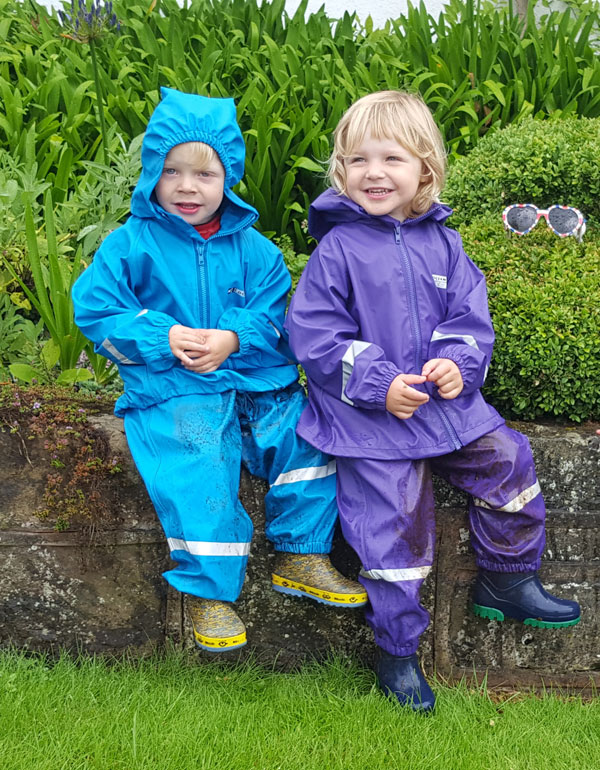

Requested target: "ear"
[{"left": 420, "top": 163, "right": 432, "bottom": 182}]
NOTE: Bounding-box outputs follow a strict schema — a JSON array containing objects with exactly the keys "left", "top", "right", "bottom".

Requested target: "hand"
[
  {"left": 385, "top": 374, "right": 429, "bottom": 419},
  {"left": 182, "top": 329, "right": 239, "bottom": 373},
  {"left": 421, "top": 358, "right": 464, "bottom": 399},
  {"left": 168, "top": 324, "right": 207, "bottom": 367}
]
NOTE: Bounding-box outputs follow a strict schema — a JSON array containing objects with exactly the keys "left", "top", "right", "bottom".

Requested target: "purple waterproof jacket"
[{"left": 285, "top": 189, "right": 505, "bottom": 460}]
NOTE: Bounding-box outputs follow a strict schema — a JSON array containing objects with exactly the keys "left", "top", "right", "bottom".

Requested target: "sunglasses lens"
[
  {"left": 506, "top": 206, "right": 536, "bottom": 232},
  {"left": 548, "top": 207, "right": 579, "bottom": 234}
]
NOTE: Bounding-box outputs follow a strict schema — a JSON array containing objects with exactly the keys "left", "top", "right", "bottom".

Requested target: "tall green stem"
[{"left": 88, "top": 38, "right": 108, "bottom": 165}]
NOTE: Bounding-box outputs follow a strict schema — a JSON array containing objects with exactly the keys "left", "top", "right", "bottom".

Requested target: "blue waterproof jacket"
[
  {"left": 285, "top": 189, "right": 504, "bottom": 460},
  {"left": 73, "top": 88, "right": 298, "bottom": 416}
]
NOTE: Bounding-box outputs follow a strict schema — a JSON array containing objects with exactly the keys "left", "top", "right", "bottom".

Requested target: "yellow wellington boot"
[
  {"left": 272, "top": 553, "right": 368, "bottom": 607},
  {"left": 187, "top": 597, "right": 247, "bottom": 652}
]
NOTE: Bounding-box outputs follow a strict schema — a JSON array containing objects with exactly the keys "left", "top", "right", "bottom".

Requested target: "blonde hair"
[
  {"left": 328, "top": 91, "right": 446, "bottom": 218},
  {"left": 165, "top": 141, "right": 222, "bottom": 169}
]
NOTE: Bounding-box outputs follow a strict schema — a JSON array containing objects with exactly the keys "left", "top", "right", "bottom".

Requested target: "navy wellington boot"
[
  {"left": 375, "top": 650, "right": 436, "bottom": 714},
  {"left": 472, "top": 570, "right": 581, "bottom": 628}
]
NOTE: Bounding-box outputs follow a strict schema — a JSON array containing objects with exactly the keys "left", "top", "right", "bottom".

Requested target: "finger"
[
  {"left": 401, "top": 385, "right": 429, "bottom": 403},
  {"left": 439, "top": 385, "right": 462, "bottom": 399},
  {"left": 177, "top": 351, "right": 196, "bottom": 367},
  {"left": 180, "top": 340, "right": 209, "bottom": 352},
  {"left": 184, "top": 360, "right": 211, "bottom": 372},
  {"left": 421, "top": 359, "right": 445, "bottom": 376},
  {"left": 434, "top": 372, "right": 456, "bottom": 388},
  {"left": 423, "top": 361, "right": 450, "bottom": 381},
  {"left": 392, "top": 403, "right": 416, "bottom": 414},
  {"left": 402, "top": 374, "right": 427, "bottom": 385},
  {"left": 420, "top": 360, "right": 438, "bottom": 378},
  {"left": 184, "top": 346, "right": 210, "bottom": 358},
  {"left": 394, "top": 408, "right": 418, "bottom": 419}
]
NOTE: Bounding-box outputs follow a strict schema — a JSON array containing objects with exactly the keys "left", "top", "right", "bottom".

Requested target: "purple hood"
[
  {"left": 285, "top": 189, "right": 504, "bottom": 460},
  {"left": 309, "top": 188, "right": 453, "bottom": 241}
]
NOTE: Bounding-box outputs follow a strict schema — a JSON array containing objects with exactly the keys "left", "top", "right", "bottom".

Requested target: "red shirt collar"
[{"left": 194, "top": 215, "right": 221, "bottom": 240}]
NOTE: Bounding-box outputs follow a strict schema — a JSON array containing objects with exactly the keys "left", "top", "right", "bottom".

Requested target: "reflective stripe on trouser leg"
[
  {"left": 123, "top": 392, "right": 252, "bottom": 602},
  {"left": 238, "top": 385, "right": 337, "bottom": 553},
  {"left": 432, "top": 424, "right": 545, "bottom": 572},
  {"left": 335, "top": 456, "right": 435, "bottom": 657}
]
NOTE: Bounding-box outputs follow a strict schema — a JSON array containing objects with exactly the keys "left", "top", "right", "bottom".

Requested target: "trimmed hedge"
[
  {"left": 444, "top": 117, "right": 600, "bottom": 227},
  {"left": 458, "top": 218, "right": 600, "bottom": 423}
]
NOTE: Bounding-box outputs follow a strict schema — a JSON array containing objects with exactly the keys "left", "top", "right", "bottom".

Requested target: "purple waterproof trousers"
[{"left": 335, "top": 424, "right": 545, "bottom": 656}]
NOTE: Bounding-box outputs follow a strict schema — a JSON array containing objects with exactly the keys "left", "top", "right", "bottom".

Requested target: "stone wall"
[{"left": 1, "top": 409, "right": 599, "bottom": 689}]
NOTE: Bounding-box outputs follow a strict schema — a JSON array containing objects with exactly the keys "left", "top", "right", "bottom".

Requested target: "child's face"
[
  {"left": 154, "top": 143, "right": 225, "bottom": 225},
  {"left": 343, "top": 133, "right": 424, "bottom": 221}
]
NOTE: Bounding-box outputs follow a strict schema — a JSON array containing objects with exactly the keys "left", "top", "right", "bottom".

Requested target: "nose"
[
  {"left": 176, "top": 173, "right": 197, "bottom": 192},
  {"left": 365, "top": 161, "right": 385, "bottom": 179}
]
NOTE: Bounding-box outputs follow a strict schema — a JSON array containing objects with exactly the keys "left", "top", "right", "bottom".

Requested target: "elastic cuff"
[
  {"left": 476, "top": 558, "right": 542, "bottom": 573},
  {"left": 139, "top": 328, "right": 176, "bottom": 373},
  {"left": 374, "top": 636, "right": 419, "bottom": 657},
  {"left": 163, "top": 570, "right": 242, "bottom": 602},
  {"left": 273, "top": 542, "right": 331, "bottom": 554},
  {"left": 374, "top": 366, "right": 401, "bottom": 407},
  {"left": 436, "top": 344, "right": 484, "bottom": 393},
  {"left": 231, "top": 324, "right": 250, "bottom": 356}
]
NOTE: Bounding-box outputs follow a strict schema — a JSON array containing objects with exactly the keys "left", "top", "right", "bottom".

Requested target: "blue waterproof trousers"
[
  {"left": 335, "top": 424, "right": 546, "bottom": 656},
  {"left": 124, "top": 384, "right": 337, "bottom": 601}
]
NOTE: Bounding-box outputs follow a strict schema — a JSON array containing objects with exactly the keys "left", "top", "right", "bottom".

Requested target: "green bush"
[
  {"left": 459, "top": 217, "right": 600, "bottom": 422},
  {"left": 3, "top": 0, "right": 600, "bottom": 244},
  {"left": 444, "top": 116, "right": 600, "bottom": 226}
]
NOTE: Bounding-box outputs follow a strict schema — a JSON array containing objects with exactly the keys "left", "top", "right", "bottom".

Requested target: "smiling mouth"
[
  {"left": 175, "top": 203, "right": 201, "bottom": 211},
  {"left": 365, "top": 188, "right": 393, "bottom": 197}
]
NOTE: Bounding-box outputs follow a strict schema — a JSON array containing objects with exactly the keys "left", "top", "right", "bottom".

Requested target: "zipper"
[
  {"left": 394, "top": 224, "right": 421, "bottom": 372},
  {"left": 192, "top": 210, "right": 255, "bottom": 326},
  {"left": 394, "top": 224, "right": 462, "bottom": 451},
  {"left": 432, "top": 401, "right": 462, "bottom": 450},
  {"left": 196, "top": 240, "right": 208, "bottom": 326}
]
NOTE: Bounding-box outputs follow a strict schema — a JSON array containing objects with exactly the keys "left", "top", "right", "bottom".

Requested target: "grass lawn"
[{"left": 1, "top": 648, "right": 599, "bottom": 770}]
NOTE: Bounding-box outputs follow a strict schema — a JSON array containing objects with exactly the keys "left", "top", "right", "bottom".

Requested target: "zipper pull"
[
  {"left": 394, "top": 225, "right": 401, "bottom": 244},
  {"left": 197, "top": 242, "right": 205, "bottom": 265}
]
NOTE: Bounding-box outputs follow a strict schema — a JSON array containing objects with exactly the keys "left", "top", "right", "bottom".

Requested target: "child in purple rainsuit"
[{"left": 285, "top": 91, "right": 580, "bottom": 712}]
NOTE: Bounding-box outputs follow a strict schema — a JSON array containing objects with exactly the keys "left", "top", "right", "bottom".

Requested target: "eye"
[
  {"left": 163, "top": 167, "right": 177, "bottom": 175},
  {"left": 347, "top": 156, "right": 365, "bottom": 164}
]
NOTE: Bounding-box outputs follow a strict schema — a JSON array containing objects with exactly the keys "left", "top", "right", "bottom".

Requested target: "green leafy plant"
[
  {"left": 0, "top": 148, "right": 50, "bottom": 300},
  {"left": 1, "top": 188, "right": 117, "bottom": 386},
  {"left": 3, "top": 0, "right": 600, "bottom": 242},
  {"left": 57, "top": 1, "right": 121, "bottom": 164},
  {"left": 460, "top": 218, "right": 600, "bottom": 422},
  {"left": 57, "top": 132, "right": 143, "bottom": 256},
  {"left": 444, "top": 116, "right": 600, "bottom": 226},
  {"left": 0, "top": 293, "right": 44, "bottom": 381},
  {"left": 275, "top": 232, "right": 309, "bottom": 293}
]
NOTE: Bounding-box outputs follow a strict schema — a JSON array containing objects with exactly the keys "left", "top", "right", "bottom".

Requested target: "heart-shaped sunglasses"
[{"left": 502, "top": 204, "right": 586, "bottom": 242}]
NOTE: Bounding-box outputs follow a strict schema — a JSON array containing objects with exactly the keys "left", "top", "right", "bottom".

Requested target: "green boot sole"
[{"left": 472, "top": 602, "right": 582, "bottom": 628}]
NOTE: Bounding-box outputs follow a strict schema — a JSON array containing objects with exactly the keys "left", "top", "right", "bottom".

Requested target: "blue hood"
[
  {"left": 308, "top": 188, "right": 453, "bottom": 242},
  {"left": 131, "top": 87, "right": 249, "bottom": 220}
]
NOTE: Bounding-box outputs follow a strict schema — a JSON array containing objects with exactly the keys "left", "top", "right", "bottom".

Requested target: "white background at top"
[
  {"left": 283, "top": 0, "right": 447, "bottom": 27},
  {"left": 30, "top": 0, "right": 447, "bottom": 28}
]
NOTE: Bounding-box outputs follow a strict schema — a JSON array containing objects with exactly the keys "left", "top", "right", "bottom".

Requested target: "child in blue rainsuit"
[{"left": 72, "top": 87, "right": 366, "bottom": 652}]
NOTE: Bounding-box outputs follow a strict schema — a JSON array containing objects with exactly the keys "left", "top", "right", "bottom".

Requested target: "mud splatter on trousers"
[
  {"left": 124, "top": 384, "right": 337, "bottom": 601},
  {"left": 336, "top": 424, "right": 545, "bottom": 656}
]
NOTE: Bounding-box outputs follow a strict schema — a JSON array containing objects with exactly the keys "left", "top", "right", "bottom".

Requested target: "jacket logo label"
[
  {"left": 432, "top": 274, "right": 447, "bottom": 289},
  {"left": 228, "top": 287, "right": 245, "bottom": 297}
]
